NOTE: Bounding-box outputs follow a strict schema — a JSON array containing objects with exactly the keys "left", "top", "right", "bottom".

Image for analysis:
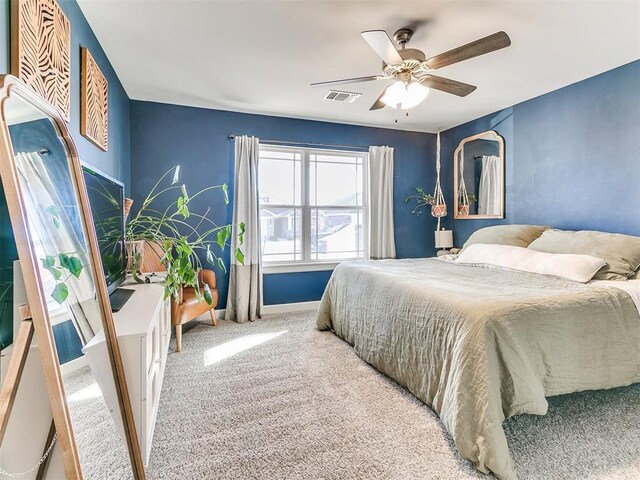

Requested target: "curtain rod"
[{"left": 227, "top": 134, "right": 369, "bottom": 151}]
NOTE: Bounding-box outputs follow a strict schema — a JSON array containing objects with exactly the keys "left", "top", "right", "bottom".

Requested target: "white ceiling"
[{"left": 78, "top": 0, "right": 640, "bottom": 133}]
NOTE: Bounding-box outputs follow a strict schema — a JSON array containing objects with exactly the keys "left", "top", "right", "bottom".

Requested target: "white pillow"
[{"left": 455, "top": 244, "right": 606, "bottom": 283}]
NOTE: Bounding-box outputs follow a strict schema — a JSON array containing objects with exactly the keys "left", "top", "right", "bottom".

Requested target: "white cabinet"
[{"left": 83, "top": 282, "right": 170, "bottom": 466}]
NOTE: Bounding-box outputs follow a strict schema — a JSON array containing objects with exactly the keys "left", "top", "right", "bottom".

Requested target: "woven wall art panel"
[
  {"left": 81, "top": 48, "right": 108, "bottom": 151},
  {"left": 11, "top": 0, "right": 71, "bottom": 122}
]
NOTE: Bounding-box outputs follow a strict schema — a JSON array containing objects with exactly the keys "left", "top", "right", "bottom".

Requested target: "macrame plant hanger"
[
  {"left": 432, "top": 130, "right": 447, "bottom": 231},
  {"left": 458, "top": 144, "right": 470, "bottom": 216}
]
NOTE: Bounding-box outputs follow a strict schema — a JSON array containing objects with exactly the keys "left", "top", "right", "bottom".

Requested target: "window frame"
[{"left": 258, "top": 144, "right": 369, "bottom": 273}]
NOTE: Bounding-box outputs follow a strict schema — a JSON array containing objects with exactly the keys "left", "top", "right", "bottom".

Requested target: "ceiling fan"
[{"left": 312, "top": 28, "right": 511, "bottom": 111}]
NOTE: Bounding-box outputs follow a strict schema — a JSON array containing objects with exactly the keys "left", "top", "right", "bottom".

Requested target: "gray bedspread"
[{"left": 316, "top": 258, "right": 640, "bottom": 479}]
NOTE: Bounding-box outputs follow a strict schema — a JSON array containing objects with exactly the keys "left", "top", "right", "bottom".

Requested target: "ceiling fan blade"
[
  {"left": 369, "top": 90, "right": 387, "bottom": 111},
  {"left": 420, "top": 75, "right": 477, "bottom": 97},
  {"left": 361, "top": 30, "right": 404, "bottom": 66},
  {"left": 426, "top": 31, "right": 511, "bottom": 70},
  {"left": 311, "top": 75, "right": 383, "bottom": 88}
]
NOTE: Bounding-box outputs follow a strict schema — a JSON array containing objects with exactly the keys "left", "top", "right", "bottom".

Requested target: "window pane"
[
  {"left": 313, "top": 153, "right": 362, "bottom": 164},
  {"left": 260, "top": 149, "right": 302, "bottom": 161},
  {"left": 260, "top": 207, "right": 302, "bottom": 262},
  {"left": 258, "top": 153, "right": 301, "bottom": 206},
  {"left": 311, "top": 208, "right": 365, "bottom": 260},
  {"left": 310, "top": 158, "right": 364, "bottom": 206}
]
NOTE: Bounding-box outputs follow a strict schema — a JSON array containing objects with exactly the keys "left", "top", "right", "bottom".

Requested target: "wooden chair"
[
  {"left": 171, "top": 269, "right": 218, "bottom": 352},
  {"left": 139, "top": 241, "right": 218, "bottom": 352}
]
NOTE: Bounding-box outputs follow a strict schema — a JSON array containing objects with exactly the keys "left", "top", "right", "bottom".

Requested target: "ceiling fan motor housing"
[{"left": 382, "top": 48, "right": 427, "bottom": 77}]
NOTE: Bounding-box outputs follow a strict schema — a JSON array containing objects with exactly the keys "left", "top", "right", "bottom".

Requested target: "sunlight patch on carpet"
[
  {"left": 67, "top": 382, "right": 103, "bottom": 402},
  {"left": 203, "top": 330, "right": 288, "bottom": 366}
]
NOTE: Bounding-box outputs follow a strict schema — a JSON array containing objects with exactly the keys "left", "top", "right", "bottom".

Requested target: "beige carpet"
[{"left": 67, "top": 310, "right": 640, "bottom": 479}]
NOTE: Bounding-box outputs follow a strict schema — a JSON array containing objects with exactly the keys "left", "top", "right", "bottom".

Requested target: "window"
[{"left": 259, "top": 145, "right": 368, "bottom": 269}]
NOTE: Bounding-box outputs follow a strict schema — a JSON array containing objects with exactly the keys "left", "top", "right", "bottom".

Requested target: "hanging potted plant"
[
  {"left": 457, "top": 193, "right": 477, "bottom": 216},
  {"left": 431, "top": 201, "right": 447, "bottom": 218},
  {"left": 404, "top": 131, "right": 448, "bottom": 220},
  {"left": 404, "top": 187, "right": 449, "bottom": 217},
  {"left": 403, "top": 187, "right": 434, "bottom": 215}
]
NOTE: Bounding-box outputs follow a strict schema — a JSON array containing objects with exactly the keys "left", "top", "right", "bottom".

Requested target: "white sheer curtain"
[
  {"left": 368, "top": 146, "right": 396, "bottom": 259},
  {"left": 478, "top": 155, "right": 501, "bottom": 215},
  {"left": 15, "top": 151, "right": 101, "bottom": 344},
  {"left": 226, "top": 135, "right": 262, "bottom": 323}
]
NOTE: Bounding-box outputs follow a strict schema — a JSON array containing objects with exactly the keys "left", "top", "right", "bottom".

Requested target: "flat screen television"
[{"left": 82, "top": 164, "right": 126, "bottom": 294}]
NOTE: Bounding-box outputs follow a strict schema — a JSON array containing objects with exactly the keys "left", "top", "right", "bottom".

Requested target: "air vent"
[{"left": 324, "top": 90, "right": 361, "bottom": 103}]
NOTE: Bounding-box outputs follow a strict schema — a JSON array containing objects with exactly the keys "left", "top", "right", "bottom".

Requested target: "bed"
[{"left": 316, "top": 257, "right": 640, "bottom": 479}]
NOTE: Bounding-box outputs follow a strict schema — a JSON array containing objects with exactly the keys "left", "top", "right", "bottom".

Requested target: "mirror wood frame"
[
  {"left": 0, "top": 75, "right": 145, "bottom": 479},
  {"left": 453, "top": 129, "right": 505, "bottom": 220}
]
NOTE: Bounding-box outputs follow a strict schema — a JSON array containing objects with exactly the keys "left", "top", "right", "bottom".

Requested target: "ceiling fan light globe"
[
  {"left": 401, "top": 83, "right": 429, "bottom": 110},
  {"left": 380, "top": 80, "right": 406, "bottom": 109},
  {"left": 380, "top": 80, "right": 429, "bottom": 110}
]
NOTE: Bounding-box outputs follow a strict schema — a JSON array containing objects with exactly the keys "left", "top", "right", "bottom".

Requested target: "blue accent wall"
[
  {"left": 263, "top": 271, "right": 334, "bottom": 305},
  {"left": 442, "top": 60, "right": 640, "bottom": 246},
  {"left": 0, "top": 0, "right": 131, "bottom": 354},
  {"left": 130, "top": 101, "right": 437, "bottom": 307}
]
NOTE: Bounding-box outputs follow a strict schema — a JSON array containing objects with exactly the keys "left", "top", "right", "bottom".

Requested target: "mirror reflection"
[
  {"left": 2, "top": 93, "right": 133, "bottom": 478},
  {"left": 454, "top": 130, "right": 505, "bottom": 219}
]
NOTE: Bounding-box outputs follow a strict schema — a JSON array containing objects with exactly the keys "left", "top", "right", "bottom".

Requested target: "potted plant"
[
  {"left": 403, "top": 186, "right": 448, "bottom": 218},
  {"left": 403, "top": 187, "right": 435, "bottom": 215},
  {"left": 457, "top": 193, "right": 477, "bottom": 216},
  {"left": 126, "top": 166, "right": 243, "bottom": 305}
]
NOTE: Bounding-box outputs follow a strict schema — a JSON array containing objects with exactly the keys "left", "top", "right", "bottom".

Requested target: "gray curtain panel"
[
  {"left": 226, "top": 135, "right": 263, "bottom": 323},
  {"left": 368, "top": 146, "right": 396, "bottom": 259}
]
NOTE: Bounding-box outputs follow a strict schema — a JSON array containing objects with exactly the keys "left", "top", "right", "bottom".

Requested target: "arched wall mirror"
[
  {"left": 454, "top": 130, "right": 505, "bottom": 219},
  {"left": 0, "top": 76, "right": 144, "bottom": 479}
]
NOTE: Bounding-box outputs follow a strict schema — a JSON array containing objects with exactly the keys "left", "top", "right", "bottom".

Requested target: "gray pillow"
[
  {"left": 462, "top": 225, "right": 550, "bottom": 250},
  {"left": 528, "top": 229, "right": 640, "bottom": 280}
]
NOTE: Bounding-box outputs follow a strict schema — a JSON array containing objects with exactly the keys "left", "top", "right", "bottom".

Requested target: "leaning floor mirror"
[{"left": 0, "top": 75, "right": 144, "bottom": 479}]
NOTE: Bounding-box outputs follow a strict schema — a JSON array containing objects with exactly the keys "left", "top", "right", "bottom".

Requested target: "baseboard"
[
  {"left": 196, "top": 301, "right": 319, "bottom": 322},
  {"left": 195, "top": 309, "right": 226, "bottom": 322},
  {"left": 262, "top": 300, "right": 320, "bottom": 314},
  {"left": 60, "top": 355, "right": 88, "bottom": 375}
]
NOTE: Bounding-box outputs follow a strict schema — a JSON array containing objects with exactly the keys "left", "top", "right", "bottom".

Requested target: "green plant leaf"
[
  {"left": 58, "top": 253, "right": 70, "bottom": 267},
  {"left": 51, "top": 283, "right": 69, "bottom": 304},
  {"left": 203, "top": 283, "right": 213, "bottom": 305},
  {"left": 216, "top": 229, "right": 226, "bottom": 250},
  {"left": 66, "top": 256, "right": 83, "bottom": 278},
  {"left": 238, "top": 222, "right": 246, "bottom": 245},
  {"left": 42, "top": 255, "right": 55, "bottom": 268},
  {"left": 41, "top": 256, "right": 61, "bottom": 280},
  {"left": 45, "top": 205, "right": 60, "bottom": 229},
  {"left": 58, "top": 254, "right": 83, "bottom": 278},
  {"left": 205, "top": 244, "right": 214, "bottom": 264},
  {"left": 235, "top": 248, "right": 245, "bottom": 265},
  {"left": 221, "top": 183, "right": 229, "bottom": 205},
  {"left": 217, "top": 257, "right": 227, "bottom": 273}
]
